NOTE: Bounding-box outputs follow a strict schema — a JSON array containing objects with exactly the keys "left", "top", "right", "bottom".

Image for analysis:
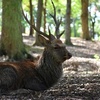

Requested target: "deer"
[{"left": 0, "top": 1, "right": 72, "bottom": 94}]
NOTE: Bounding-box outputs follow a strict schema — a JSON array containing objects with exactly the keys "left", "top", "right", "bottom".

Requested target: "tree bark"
[
  {"left": 43, "top": 0, "right": 47, "bottom": 33},
  {"left": 81, "top": 0, "right": 91, "bottom": 40},
  {"left": 65, "top": 0, "right": 72, "bottom": 45},
  {"left": 34, "top": 0, "right": 43, "bottom": 46},
  {"left": 1, "top": 0, "right": 27, "bottom": 60},
  {"left": 29, "top": 0, "right": 34, "bottom": 36}
]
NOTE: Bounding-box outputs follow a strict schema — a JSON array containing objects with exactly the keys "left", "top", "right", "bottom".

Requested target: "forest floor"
[{"left": 0, "top": 36, "right": 100, "bottom": 100}]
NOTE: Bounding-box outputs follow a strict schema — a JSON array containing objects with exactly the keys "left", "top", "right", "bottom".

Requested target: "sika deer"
[
  {"left": 0, "top": 1, "right": 72, "bottom": 93},
  {"left": 0, "top": 34, "right": 72, "bottom": 93}
]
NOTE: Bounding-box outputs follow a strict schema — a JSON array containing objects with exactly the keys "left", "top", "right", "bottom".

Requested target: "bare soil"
[{"left": 0, "top": 36, "right": 100, "bottom": 100}]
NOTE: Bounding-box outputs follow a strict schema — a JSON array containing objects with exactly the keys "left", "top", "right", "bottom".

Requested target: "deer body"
[
  {"left": 0, "top": 35, "right": 72, "bottom": 93},
  {"left": 0, "top": 1, "right": 72, "bottom": 93}
]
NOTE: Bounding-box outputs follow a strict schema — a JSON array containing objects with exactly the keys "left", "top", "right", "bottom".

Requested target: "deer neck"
[
  {"left": 38, "top": 48, "right": 62, "bottom": 67},
  {"left": 36, "top": 48, "right": 63, "bottom": 88}
]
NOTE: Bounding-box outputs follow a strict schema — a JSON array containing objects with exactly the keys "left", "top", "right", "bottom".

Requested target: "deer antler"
[
  {"left": 50, "top": 0, "right": 64, "bottom": 39},
  {"left": 48, "top": 26, "right": 55, "bottom": 40},
  {"left": 56, "top": 30, "right": 65, "bottom": 39},
  {"left": 22, "top": 0, "right": 64, "bottom": 40},
  {"left": 22, "top": 10, "right": 50, "bottom": 39}
]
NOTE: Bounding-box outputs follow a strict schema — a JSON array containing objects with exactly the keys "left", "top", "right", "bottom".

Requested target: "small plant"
[{"left": 94, "top": 54, "right": 100, "bottom": 60}]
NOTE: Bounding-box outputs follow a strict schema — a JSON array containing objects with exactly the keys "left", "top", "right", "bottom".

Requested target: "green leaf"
[{"left": 94, "top": 54, "right": 100, "bottom": 59}]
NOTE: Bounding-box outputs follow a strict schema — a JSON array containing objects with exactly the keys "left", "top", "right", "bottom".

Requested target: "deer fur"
[{"left": 0, "top": 34, "right": 72, "bottom": 93}]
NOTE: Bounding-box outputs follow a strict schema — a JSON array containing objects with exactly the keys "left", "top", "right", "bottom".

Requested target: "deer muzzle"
[{"left": 64, "top": 52, "right": 72, "bottom": 60}]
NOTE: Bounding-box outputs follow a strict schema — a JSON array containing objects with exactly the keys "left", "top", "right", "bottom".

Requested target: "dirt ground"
[{"left": 0, "top": 37, "right": 100, "bottom": 100}]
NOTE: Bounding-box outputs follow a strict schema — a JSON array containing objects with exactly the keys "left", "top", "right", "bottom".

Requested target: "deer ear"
[{"left": 38, "top": 34, "right": 50, "bottom": 46}]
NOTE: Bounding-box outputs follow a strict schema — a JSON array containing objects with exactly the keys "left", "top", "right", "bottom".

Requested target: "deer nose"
[
  {"left": 63, "top": 52, "right": 72, "bottom": 61},
  {"left": 68, "top": 52, "right": 72, "bottom": 58}
]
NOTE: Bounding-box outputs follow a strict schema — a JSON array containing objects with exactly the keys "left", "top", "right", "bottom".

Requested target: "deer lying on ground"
[
  {"left": 0, "top": 1, "right": 72, "bottom": 93},
  {"left": 0, "top": 33, "right": 71, "bottom": 93}
]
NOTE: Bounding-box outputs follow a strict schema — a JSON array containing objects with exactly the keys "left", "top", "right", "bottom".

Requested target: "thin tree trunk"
[
  {"left": 81, "top": 0, "right": 91, "bottom": 40},
  {"left": 73, "top": 18, "right": 77, "bottom": 37},
  {"left": 65, "top": 0, "right": 72, "bottom": 45},
  {"left": 43, "top": 0, "right": 47, "bottom": 33},
  {"left": 34, "top": 0, "right": 43, "bottom": 46},
  {"left": 29, "top": 0, "right": 34, "bottom": 36}
]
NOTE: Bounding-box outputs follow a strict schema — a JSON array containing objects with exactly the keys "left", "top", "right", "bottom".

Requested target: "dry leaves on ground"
[{"left": 0, "top": 37, "right": 100, "bottom": 100}]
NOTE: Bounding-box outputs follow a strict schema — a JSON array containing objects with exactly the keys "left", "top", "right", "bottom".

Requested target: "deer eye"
[
  {"left": 53, "top": 44, "right": 61, "bottom": 49},
  {"left": 54, "top": 46, "right": 60, "bottom": 49}
]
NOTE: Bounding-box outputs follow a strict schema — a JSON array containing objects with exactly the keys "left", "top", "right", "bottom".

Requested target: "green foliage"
[
  {"left": 94, "top": 54, "right": 100, "bottom": 59},
  {"left": 22, "top": 0, "right": 100, "bottom": 40},
  {"left": 47, "top": 0, "right": 66, "bottom": 15},
  {"left": 71, "top": 0, "right": 81, "bottom": 18}
]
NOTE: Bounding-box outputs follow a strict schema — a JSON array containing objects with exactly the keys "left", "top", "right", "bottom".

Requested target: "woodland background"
[
  {"left": 0, "top": 0, "right": 100, "bottom": 59},
  {"left": 0, "top": 0, "right": 100, "bottom": 99}
]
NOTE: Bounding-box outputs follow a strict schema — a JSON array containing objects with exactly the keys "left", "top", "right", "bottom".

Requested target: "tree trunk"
[
  {"left": 65, "top": 0, "right": 72, "bottom": 45},
  {"left": 34, "top": 0, "right": 43, "bottom": 46},
  {"left": 43, "top": 0, "right": 47, "bottom": 33},
  {"left": 81, "top": 0, "right": 91, "bottom": 40},
  {"left": 29, "top": 0, "right": 34, "bottom": 36},
  {"left": 1, "top": 0, "right": 27, "bottom": 60}
]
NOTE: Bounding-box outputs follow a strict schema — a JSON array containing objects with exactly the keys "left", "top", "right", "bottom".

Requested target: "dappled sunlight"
[
  {"left": 63, "top": 57, "right": 100, "bottom": 76},
  {"left": 0, "top": 0, "right": 100, "bottom": 99}
]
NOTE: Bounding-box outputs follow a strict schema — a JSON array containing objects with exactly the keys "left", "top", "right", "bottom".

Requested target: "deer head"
[
  {"left": 22, "top": 1, "right": 72, "bottom": 63},
  {"left": 38, "top": 34, "right": 71, "bottom": 63}
]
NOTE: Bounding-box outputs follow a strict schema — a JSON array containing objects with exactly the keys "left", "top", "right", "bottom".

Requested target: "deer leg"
[
  {"left": 24, "top": 77, "right": 47, "bottom": 91},
  {"left": 0, "top": 66, "right": 17, "bottom": 93}
]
